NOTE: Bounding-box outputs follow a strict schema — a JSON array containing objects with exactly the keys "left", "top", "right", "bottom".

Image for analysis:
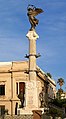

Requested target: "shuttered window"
[{"left": 16, "top": 82, "right": 25, "bottom": 95}]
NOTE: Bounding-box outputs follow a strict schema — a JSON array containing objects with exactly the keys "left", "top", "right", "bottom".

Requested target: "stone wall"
[
  {"left": 0, "top": 115, "right": 33, "bottom": 119},
  {"left": 0, "top": 115, "right": 62, "bottom": 119}
]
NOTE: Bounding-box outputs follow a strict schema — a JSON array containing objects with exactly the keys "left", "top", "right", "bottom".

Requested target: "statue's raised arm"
[{"left": 27, "top": 5, "right": 43, "bottom": 30}]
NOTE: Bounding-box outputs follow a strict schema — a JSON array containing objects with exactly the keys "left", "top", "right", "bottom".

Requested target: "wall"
[
  {"left": 0, "top": 115, "right": 33, "bottom": 119},
  {"left": 0, "top": 115, "right": 62, "bottom": 119}
]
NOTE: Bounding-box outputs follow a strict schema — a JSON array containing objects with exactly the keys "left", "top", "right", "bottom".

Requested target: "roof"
[{"left": 0, "top": 62, "right": 12, "bottom": 66}]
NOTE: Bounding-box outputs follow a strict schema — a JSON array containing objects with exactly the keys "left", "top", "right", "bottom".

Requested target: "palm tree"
[{"left": 57, "top": 78, "right": 64, "bottom": 89}]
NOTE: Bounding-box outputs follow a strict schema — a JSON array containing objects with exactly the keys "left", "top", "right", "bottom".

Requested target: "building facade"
[{"left": 0, "top": 61, "right": 56, "bottom": 115}]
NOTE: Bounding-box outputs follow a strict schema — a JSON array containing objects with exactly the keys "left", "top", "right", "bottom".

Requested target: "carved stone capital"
[{"left": 26, "top": 30, "right": 39, "bottom": 40}]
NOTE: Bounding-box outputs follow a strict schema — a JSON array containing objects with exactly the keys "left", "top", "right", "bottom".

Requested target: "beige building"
[{"left": 0, "top": 61, "right": 56, "bottom": 115}]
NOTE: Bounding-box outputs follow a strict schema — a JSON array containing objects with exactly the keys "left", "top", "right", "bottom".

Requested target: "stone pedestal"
[{"left": 26, "top": 81, "right": 39, "bottom": 108}]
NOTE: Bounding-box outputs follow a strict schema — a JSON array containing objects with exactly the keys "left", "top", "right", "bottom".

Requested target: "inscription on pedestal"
[{"left": 26, "top": 81, "right": 38, "bottom": 108}]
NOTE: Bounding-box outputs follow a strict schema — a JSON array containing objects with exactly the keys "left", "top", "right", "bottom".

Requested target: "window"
[
  {"left": 16, "top": 83, "right": 18, "bottom": 95},
  {"left": 16, "top": 82, "right": 25, "bottom": 95},
  {"left": 0, "top": 106, "right": 5, "bottom": 115},
  {"left": 0, "top": 85, "right": 5, "bottom": 95},
  {"left": 19, "top": 82, "right": 25, "bottom": 94},
  {"left": 16, "top": 82, "right": 25, "bottom": 107}
]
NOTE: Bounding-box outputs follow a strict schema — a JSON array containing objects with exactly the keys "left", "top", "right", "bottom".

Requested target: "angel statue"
[{"left": 27, "top": 5, "right": 43, "bottom": 30}]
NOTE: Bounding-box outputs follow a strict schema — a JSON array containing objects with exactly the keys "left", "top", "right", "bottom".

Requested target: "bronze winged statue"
[{"left": 27, "top": 5, "right": 43, "bottom": 30}]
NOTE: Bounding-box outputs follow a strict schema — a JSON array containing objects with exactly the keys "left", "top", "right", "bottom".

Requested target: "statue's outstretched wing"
[{"left": 31, "top": 8, "right": 43, "bottom": 17}]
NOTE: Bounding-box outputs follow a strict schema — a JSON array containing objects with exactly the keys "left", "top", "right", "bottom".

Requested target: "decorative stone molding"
[{"left": 26, "top": 30, "right": 39, "bottom": 40}]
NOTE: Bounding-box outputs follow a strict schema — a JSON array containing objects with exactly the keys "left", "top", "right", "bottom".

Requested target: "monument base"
[
  {"left": 17, "top": 108, "right": 33, "bottom": 115},
  {"left": 17, "top": 107, "right": 49, "bottom": 115}
]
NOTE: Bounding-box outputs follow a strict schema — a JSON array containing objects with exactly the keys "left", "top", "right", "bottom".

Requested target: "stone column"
[
  {"left": 26, "top": 29, "right": 39, "bottom": 80},
  {"left": 26, "top": 29, "right": 39, "bottom": 109}
]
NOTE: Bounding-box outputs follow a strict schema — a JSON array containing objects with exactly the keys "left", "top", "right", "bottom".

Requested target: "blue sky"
[{"left": 0, "top": 0, "right": 66, "bottom": 90}]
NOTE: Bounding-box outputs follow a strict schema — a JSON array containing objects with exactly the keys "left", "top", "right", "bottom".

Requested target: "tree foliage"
[
  {"left": 56, "top": 88, "right": 63, "bottom": 99},
  {"left": 47, "top": 72, "right": 52, "bottom": 78},
  {"left": 48, "top": 99, "right": 66, "bottom": 118},
  {"left": 50, "top": 98, "right": 66, "bottom": 108},
  {"left": 57, "top": 78, "right": 64, "bottom": 88},
  {"left": 49, "top": 107, "right": 63, "bottom": 117}
]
